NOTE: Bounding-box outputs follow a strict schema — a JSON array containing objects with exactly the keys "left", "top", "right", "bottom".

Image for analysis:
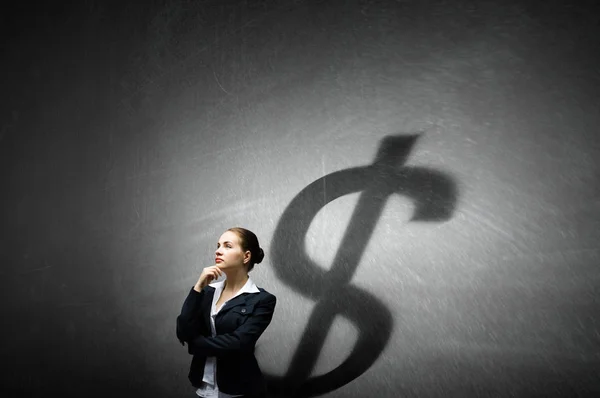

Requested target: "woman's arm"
[
  {"left": 176, "top": 286, "right": 206, "bottom": 345},
  {"left": 176, "top": 266, "right": 223, "bottom": 344},
  {"left": 186, "top": 293, "right": 276, "bottom": 356}
]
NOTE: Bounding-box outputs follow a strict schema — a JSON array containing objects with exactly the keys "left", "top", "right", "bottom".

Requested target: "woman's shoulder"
[{"left": 256, "top": 287, "right": 276, "bottom": 301}]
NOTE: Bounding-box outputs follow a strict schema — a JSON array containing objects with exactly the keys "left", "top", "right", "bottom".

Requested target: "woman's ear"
[{"left": 243, "top": 250, "right": 252, "bottom": 264}]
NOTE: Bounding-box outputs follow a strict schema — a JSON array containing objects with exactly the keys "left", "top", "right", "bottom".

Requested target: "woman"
[{"left": 177, "top": 227, "right": 277, "bottom": 398}]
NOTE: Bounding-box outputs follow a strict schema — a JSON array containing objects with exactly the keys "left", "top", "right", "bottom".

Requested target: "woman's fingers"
[{"left": 199, "top": 265, "right": 223, "bottom": 285}]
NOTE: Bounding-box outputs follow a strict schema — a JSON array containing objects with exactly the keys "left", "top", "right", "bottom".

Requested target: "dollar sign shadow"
[{"left": 264, "top": 134, "right": 458, "bottom": 397}]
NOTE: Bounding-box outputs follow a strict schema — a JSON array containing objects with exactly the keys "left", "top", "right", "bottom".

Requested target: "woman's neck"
[{"left": 223, "top": 270, "right": 249, "bottom": 294}]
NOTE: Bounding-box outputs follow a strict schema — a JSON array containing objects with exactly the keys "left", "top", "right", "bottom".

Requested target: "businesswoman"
[{"left": 177, "top": 227, "right": 277, "bottom": 398}]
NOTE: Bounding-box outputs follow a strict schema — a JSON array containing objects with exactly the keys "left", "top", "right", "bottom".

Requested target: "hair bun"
[{"left": 255, "top": 247, "right": 264, "bottom": 264}]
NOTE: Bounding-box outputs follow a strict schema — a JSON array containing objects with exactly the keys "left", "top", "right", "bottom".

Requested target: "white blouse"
[{"left": 195, "top": 278, "right": 260, "bottom": 398}]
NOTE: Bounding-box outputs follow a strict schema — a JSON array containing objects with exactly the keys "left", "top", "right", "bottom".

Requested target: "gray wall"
[{"left": 2, "top": 1, "right": 599, "bottom": 397}]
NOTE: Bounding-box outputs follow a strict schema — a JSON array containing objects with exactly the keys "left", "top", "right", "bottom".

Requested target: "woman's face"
[{"left": 215, "top": 230, "right": 249, "bottom": 270}]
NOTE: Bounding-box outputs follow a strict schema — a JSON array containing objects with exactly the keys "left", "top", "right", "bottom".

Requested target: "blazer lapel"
[{"left": 217, "top": 293, "right": 251, "bottom": 316}]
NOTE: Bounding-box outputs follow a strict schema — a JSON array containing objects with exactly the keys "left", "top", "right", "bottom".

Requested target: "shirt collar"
[{"left": 209, "top": 277, "right": 260, "bottom": 296}]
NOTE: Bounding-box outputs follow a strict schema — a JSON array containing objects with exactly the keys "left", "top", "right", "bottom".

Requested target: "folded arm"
[{"left": 187, "top": 294, "right": 276, "bottom": 357}]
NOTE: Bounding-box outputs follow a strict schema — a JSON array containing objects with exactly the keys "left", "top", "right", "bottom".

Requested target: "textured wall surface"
[{"left": 1, "top": 1, "right": 599, "bottom": 397}]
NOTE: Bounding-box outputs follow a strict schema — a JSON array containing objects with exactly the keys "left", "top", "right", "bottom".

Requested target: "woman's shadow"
[{"left": 263, "top": 134, "right": 459, "bottom": 397}]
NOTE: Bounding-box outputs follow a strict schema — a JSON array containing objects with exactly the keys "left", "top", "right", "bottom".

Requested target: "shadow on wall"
[{"left": 264, "top": 134, "right": 459, "bottom": 397}]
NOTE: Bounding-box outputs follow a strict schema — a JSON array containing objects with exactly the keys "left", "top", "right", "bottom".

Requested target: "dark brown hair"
[{"left": 227, "top": 227, "right": 264, "bottom": 272}]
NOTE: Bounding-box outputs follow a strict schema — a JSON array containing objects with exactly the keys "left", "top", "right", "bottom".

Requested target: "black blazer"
[{"left": 176, "top": 284, "right": 276, "bottom": 396}]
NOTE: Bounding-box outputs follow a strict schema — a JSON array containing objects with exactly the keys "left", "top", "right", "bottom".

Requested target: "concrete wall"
[{"left": 2, "top": 1, "right": 598, "bottom": 397}]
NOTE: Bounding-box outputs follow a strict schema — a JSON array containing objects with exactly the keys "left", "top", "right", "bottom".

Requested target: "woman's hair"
[{"left": 227, "top": 227, "right": 264, "bottom": 272}]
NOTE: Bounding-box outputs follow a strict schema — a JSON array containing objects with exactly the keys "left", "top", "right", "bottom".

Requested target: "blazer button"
[{"left": 241, "top": 308, "right": 246, "bottom": 313}]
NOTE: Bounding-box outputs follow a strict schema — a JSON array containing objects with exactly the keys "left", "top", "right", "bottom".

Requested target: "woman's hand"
[{"left": 194, "top": 265, "right": 223, "bottom": 292}]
